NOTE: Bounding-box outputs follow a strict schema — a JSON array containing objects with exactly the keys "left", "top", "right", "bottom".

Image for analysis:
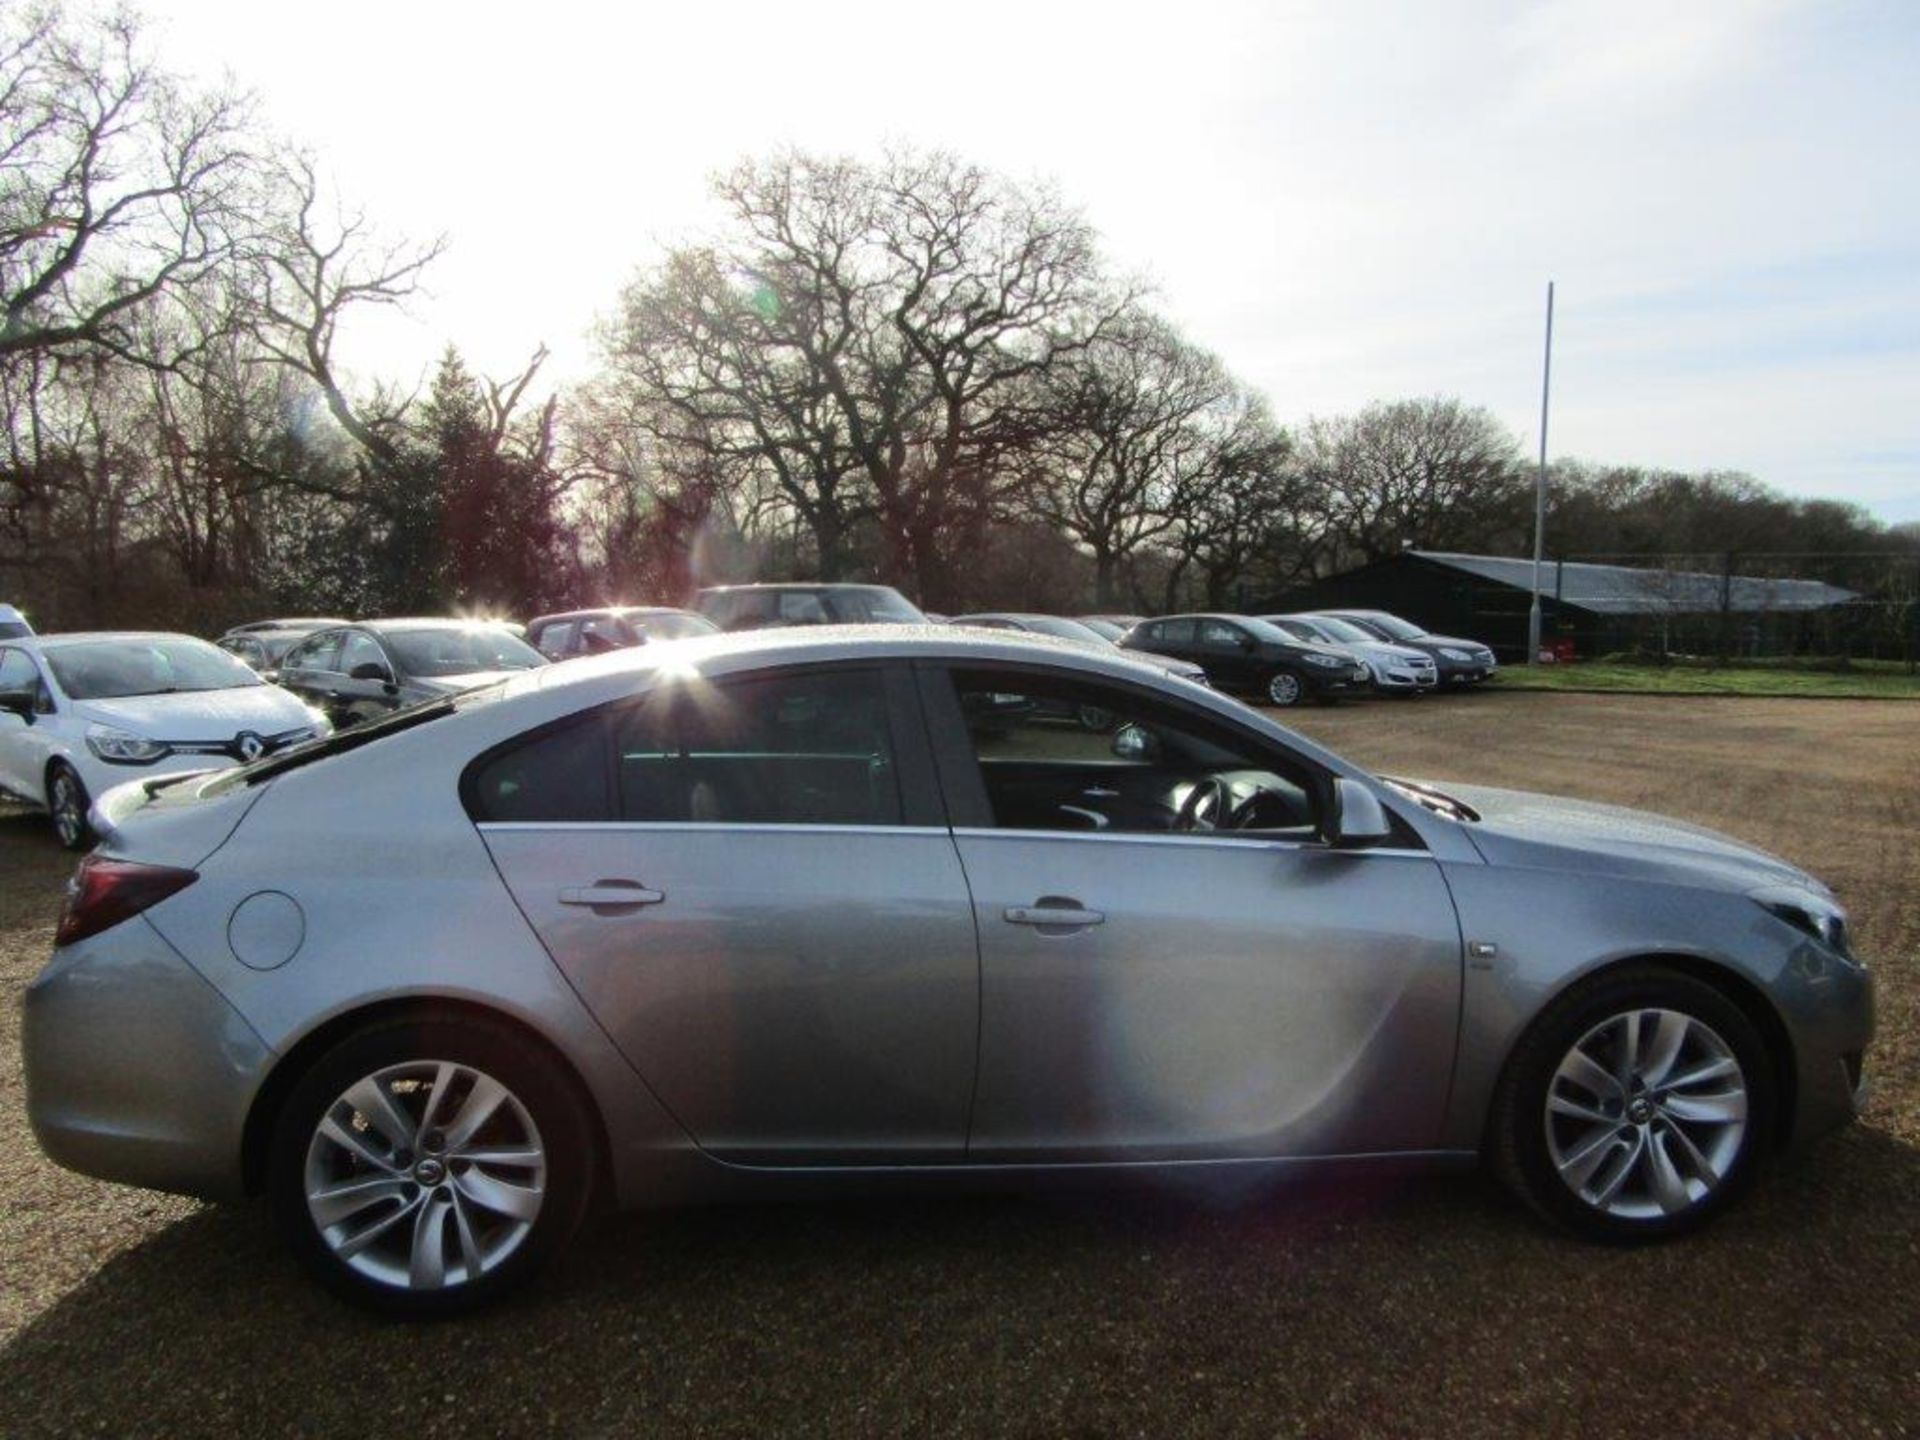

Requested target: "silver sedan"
[{"left": 23, "top": 628, "right": 1873, "bottom": 1315}]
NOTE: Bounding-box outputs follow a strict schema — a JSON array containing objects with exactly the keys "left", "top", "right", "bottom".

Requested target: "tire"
[
  {"left": 46, "top": 761, "right": 93, "bottom": 851},
  {"left": 268, "top": 1014, "right": 595, "bottom": 1318},
  {"left": 1489, "top": 964, "right": 1774, "bottom": 1244},
  {"left": 1264, "top": 669, "right": 1306, "bottom": 707}
]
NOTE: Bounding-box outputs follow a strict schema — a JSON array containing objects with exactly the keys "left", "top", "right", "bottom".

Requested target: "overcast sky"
[{"left": 152, "top": 0, "right": 1918, "bottom": 521}]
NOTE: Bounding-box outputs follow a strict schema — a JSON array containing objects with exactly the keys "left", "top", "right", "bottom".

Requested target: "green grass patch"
[{"left": 1491, "top": 660, "right": 1920, "bottom": 699}]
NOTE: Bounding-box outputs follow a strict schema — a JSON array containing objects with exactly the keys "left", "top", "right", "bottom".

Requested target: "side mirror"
[
  {"left": 1111, "top": 723, "right": 1162, "bottom": 763},
  {"left": 1331, "top": 776, "right": 1393, "bottom": 846},
  {"left": 0, "top": 688, "right": 34, "bottom": 720},
  {"left": 349, "top": 661, "right": 394, "bottom": 684}
]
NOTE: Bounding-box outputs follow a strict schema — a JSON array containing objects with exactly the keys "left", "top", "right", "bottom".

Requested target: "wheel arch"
[
  {"left": 1495, "top": 951, "right": 1799, "bottom": 1152},
  {"left": 239, "top": 995, "right": 616, "bottom": 1203}
]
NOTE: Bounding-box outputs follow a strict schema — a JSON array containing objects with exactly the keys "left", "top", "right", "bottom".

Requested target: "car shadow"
[{"left": 4, "top": 1126, "right": 1918, "bottom": 1435}]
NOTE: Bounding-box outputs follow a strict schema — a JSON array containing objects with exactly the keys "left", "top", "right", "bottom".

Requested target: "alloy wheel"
[
  {"left": 1267, "top": 672, "right": 1302, "bottom": 706},
  {"left": 50, "top": 769, "right": 85, "bottom": 848},
  {"left": 1544, "top": 1007, "right": 1748, "bottom": 1220},
  {"left": 303, "top": 1059, "right": 547, "bottom": 1292}
]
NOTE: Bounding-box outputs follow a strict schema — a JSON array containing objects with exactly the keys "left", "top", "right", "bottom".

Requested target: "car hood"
[
  {"left": 1430, "top": 781, "right": 1821, "bottom": 895},
  {"left": 1414, "top": 633, "right": 1492, "bottom": 655},
  {"left": 75, "top": 686, "right": 315, "bottom": 740},
  {"left": 1128, "top": 650, "right": 1207, "bottom": 679}
]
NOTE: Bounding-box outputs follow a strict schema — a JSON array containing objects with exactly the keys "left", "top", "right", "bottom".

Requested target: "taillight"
[{"left": 55, "top": 856, "right": 198, "bottom": 947}]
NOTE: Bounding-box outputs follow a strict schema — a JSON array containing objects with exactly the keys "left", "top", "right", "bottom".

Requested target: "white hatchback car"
[{"left": 0, "top": 631, "right": 329, "bottom": 848}]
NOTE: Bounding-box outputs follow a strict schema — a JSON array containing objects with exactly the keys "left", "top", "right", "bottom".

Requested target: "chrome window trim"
[
  {"left": 950, "top": 827, "right": 1432, "bottom": 858},
  {"left": 477, "top": 821, "right": 953, "bottom": 838}
]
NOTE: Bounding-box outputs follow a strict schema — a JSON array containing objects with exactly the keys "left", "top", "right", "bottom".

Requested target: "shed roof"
[{"left": 1408, "top": 551, "right": 1856, "bottom": 615}]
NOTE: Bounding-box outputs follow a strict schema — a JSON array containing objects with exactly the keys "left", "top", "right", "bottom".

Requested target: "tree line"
[{"left": 2, "top": 7, "right": 1913, "bottom": 636}]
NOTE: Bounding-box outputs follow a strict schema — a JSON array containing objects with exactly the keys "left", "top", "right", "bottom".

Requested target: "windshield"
[
  {"left": 385, "top": 627, "right": 546, "bottom": 678},
  {"left": 1349, "top": 612, "right": 1425, "bottom": 642},
  {"left": 623, "top": 610, "right": 718, "bottom": 640},
  {"left": 1014, "top": 616, "right": 1111, "bottom": 645},
  {"left": 1300, "top": 615, "right": 1377, "bottom": 644},
  {"left": 1078, "top": 619, "right": 1126, "bottom": 641},
  {"left": 822, "top": 588, "right": 927, "bottom": 623},
  {"left": 45, "top": 638, "right": 263, "bottom": 699}
]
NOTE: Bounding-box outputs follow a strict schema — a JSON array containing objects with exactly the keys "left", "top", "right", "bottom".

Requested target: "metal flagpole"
[{"left": 1528, "top": 280, "right": 1555, "bottom": 665}]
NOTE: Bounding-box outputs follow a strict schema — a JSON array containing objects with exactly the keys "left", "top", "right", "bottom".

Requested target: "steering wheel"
[{"left": 1176, "top": 777, "right": 1229, "bottom": 832}]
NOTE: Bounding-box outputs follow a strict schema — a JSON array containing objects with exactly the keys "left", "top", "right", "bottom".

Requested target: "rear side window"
[
  {"left": 1156, "top": 619, "right": 1197, "bottom": 645},
  {"left": 615, "top": 669, "right": 900, "bottom": 825},
  {"left": 466, "top": 715, "right": 613, "bottom": 822}
]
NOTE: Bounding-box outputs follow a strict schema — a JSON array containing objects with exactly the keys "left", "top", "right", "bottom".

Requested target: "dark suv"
[
  {"left": 1121, "top": 613, "right": 1368, "bottom": 706},
  {"left": 526, "top": 606, "right": 717, "bottom": 660},
  {"left": 695, "top": 583, "right": 928, "bottom": 631}
]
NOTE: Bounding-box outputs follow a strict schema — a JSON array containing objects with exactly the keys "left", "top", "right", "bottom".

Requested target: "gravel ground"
[{"left": 1, "top": 691, "right": 1915, "bottom": 1437}]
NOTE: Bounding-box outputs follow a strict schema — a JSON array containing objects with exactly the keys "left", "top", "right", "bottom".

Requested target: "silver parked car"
[{"left": 23, "top": 628, "right": 1872, "bottom": 1315}]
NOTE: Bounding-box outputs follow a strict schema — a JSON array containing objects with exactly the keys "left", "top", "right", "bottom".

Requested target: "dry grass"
[{"left": 0, "top": 691, "right": 1915, "bottom": 1437}]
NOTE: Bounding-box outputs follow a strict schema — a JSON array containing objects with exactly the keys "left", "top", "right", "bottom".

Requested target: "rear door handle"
[
  {"left": 559, "top": 880, "right": 666, "bottom": 910},
  {"left": 1004, "top": 900, "right": 1105, "bottom": 930}
]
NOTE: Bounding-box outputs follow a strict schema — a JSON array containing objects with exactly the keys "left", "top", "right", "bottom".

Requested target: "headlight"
[
  {"left": 85, "top": 724, "right": 170, "bottom": 764},
  {"left": 1303, "top": 653, "right": 1342, "bottom": 667},
  {"left": 1439, "top": 647, "right": 1474, "bottom": 661},
  {"left": 1751, "top": 885, "right": 1853, "bottom": 958}
]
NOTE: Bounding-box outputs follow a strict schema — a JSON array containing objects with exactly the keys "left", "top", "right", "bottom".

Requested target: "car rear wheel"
[
  {"left": 47, "top": 761, "right": 93, "bottom": 851},
  {"left": 1491, "top": 965, "right": 1773, "bottom": 1242},
  {"left": 269, "top": 1015, "right": 593, "bottom": 1317},
  {"left": 1264, "top": 670, "right": 1305, "bottom": 707}
]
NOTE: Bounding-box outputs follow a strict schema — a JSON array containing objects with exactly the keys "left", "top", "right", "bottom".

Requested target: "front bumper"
[
  {"left": 1303, "top": 664, "right": 1372, "bottom": 695},
  {"left": 1374, "top": 666, "right": 1439, "bottom": 691},
  {"left": 1785, "top": 952, "right": 1875, "bottom": 1151},
  {"left": 23, "top": 916, "right": 271, "bottom": 1200}
]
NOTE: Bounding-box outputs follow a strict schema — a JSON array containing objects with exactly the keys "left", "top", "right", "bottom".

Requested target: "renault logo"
[{"left": 235, "top": 731, "right": 265, "bottom": 762}]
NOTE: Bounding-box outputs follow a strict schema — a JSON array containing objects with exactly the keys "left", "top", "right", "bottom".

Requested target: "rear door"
[{"left": 474, "top": 662, "right": 982, "bottom": 1163}]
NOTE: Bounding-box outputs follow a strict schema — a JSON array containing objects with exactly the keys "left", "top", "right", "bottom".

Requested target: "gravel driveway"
[{"left": 2, "top": 692, "right": 1915, "bottom": 1436}]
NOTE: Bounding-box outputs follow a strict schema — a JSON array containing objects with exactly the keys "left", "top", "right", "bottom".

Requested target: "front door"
[
  {"left": 924, "top": 663, "right": 1463, "bottom": 1161},
  {"left": 476, "top": 662, "right": 981, "bottom": 1163}
]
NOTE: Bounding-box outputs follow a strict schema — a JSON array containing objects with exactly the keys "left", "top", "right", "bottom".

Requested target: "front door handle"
[
  {"left": 559, "top": 880, "right": 666, "bottom": 911},
  {"left": 1004, "top": 898, "right": 1105, "bottom": 931}
]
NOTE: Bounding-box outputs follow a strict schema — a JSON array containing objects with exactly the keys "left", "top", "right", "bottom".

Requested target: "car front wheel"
[
  {"left": 1491, "top": 965, "right": 1773, "bottom": 1242},
  {"left": 1264, "top": 670, "right": 1305, "bottom": 707},
  {"left": 269, "top": 1015, "right": 593, "bottom": 1317},
  {"left": 47, "top": 761, "right": 93, "bottom": 851}
]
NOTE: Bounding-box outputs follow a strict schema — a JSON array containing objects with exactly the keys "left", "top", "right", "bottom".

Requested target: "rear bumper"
[{"left": 23, "top": 917, "right": 270, "bottom": 1200}]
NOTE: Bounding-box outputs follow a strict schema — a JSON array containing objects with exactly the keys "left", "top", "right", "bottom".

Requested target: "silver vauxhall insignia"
[{"left": 22, "top": 628, "right": 1873, "bottom": 1315}]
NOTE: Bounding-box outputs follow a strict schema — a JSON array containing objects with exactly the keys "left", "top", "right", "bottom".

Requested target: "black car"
[
  {"left": 1318, "top": 609, "right": 1499, "bottom": 685},
  {"left": 526, "top": 606, "right": 718, "bottom": 660},
  {"left": 1120, "top": 613, "right": 1368, "bottom": 707},
  {"left": 695, "top": 583, "right": 928, "bottom": 631},
  {"left": 276, "top": 619, "right": 547, "bottom": 729}
]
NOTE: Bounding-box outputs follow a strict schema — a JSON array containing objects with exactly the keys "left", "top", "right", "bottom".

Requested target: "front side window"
[
  {"left": 945, "top": 667, "right": 1321, "bottom": 838},
  {"left": 286, "top": 631, "right": 343, "bottom": 673},
  {"left": 43, "top": 638, "right": 263, "bottom": 699},
  {"left": 629, "top": 611, "right": 718, "bottom": 641},
  {"left": 532, "top": 619, "right": 578, "bottom": 658},
  {"left": 1198, "top": 619, "right": 1246, "bottom": 649},
  {"left": 339, "top": 631, "right": 388, "bottom": 676},
  {"left": 578, "top": 616, "right": 630, "bottom": 653}
]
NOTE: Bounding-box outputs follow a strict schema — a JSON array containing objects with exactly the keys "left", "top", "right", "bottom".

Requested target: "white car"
[
  {"left": 0, "top": 631, "right": 330, "bottom": 849},
  {"left": 1264, "top": 613, "right": 1439, "bottom": 693}
]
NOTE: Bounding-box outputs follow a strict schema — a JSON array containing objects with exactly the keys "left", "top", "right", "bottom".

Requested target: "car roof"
[
  {"left": 530, "top": 606, "right": 697, "bottom": 624},
  {"left": 358, "top": 617, "right": 519, "bottom": 633},
  {"left": 22, "top": 631, "right": 208, "bottom": 649},
  {"left": 696, "top": 582, "right": 898, "bottom": 594}
]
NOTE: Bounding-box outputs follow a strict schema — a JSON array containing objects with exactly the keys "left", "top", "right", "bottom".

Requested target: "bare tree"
[
  {"left": 1297, "top": 396, "right": 1524, "bottom": 565},
  {"left": 0, "top": 7, "right": 259, "bottom": 367}
]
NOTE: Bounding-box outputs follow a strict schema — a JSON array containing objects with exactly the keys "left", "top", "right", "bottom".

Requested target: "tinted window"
[
  {"left": 286, "top": 631, "right": 343, "bottom": 672},
  {"left": 532, "top": 619, "right": 578, "bottom": 658},
  {"left": 337, "top": 631, "right": 383, "bottom": 675},
  {"left": 1157, "top": 619, "right": 1198, "bottom": 645},
  {"left": 1199, "top": 619, "right": 1245, "bottom": 647},
  {"left": 467, "top": 716, "right": 613, "bottom": 822},
  {"left": 615, "top": 668, "right": 901, "bottom": 825},
  {"left": 578, "top": 615, "right": 630, "bottom": 653},
  {"left": 43, "top": 638, "right": 263, "bottom": 698},
  {"left": 384, "top": 626, "right": 544, "bottom": 677}
]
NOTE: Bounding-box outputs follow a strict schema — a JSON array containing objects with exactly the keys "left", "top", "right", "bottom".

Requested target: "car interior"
[{"left": 947, "top": 670, "right": 1323, "bottom": 837}]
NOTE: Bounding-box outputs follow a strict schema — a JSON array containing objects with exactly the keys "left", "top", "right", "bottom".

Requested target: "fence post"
[{"left": 1718, "top": 551, "right": 1735, "bottom": 665}]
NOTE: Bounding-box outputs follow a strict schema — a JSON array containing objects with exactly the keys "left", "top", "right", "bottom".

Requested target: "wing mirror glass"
[
  {"left": 348, "top": 661, "right": 394, "bottom": 684},
  {"left": 1111, "top": 722, "right": 1162, "bottom": 763},
  {"left": 1332, "top": 776, "right": 1393, "bottom": 846}
]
